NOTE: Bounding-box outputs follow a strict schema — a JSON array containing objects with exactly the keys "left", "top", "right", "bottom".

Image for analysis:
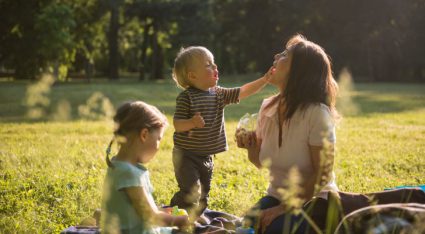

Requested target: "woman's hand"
[
  {"left": 235, "top": 129, "right": 257, "bottom": 149},
  {"left": 259, "top": 205, "right": 286, "bottom": 234},
  {"left": 236, "top": 130, "right": 262, "bottom": 168}
]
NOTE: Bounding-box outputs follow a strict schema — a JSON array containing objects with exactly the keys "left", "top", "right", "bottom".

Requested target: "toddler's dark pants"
[{"left": 170, "top": 147, "right": 214, "bottom": 216}]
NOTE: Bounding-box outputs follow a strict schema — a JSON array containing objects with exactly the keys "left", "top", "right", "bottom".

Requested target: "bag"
[
  {"left": 305, "top": 188, "right": 425, "bottom": 233},
  {"left": 334, "top": 203, "right": 425, "bottom": 234}
]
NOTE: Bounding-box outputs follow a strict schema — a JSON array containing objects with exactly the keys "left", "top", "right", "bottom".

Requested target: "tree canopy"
[{"left": 0, "top": 0, "right": 423, "bottom": 82}]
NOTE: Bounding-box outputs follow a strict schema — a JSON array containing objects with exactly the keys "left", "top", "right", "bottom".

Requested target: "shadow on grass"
[
  {"left": 0, "top": 81, "right": 424, "bottom": 123},
  {"left": 346, "top": 93, "right": 424, "bottom": 116}
]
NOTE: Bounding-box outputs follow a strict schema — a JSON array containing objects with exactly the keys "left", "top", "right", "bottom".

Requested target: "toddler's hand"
[
  {"left": 263, "top": 66, "right": 275, "bottom": 83},
  {"left": 176, "top": 215, "right": 192, "bottom": 232},
  {"left": 191, "top": 112, "right": 205, "bottom": 128}
]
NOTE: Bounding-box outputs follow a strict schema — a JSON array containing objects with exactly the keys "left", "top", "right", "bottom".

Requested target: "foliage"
[
  {"left": 36, "top": 2, "right": 77, "bottom": 80},
  {"left": 71, "top": 0, "right": 109, "bottom": 80},
  {"left": 0, "top": 80, "right": 424, "bottom": 232},
  {"left": 1, "top": 0, "right": 424, "bottom": 81}
]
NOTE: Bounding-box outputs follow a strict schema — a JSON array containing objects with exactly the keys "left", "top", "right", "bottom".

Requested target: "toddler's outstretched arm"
[{"left": 239, "top": 67, "right": 273, "bottom": 99}]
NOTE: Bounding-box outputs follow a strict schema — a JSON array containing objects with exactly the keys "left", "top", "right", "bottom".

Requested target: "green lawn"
[{"left": 0, "top": 78, "right": 424, "bottom": 233}]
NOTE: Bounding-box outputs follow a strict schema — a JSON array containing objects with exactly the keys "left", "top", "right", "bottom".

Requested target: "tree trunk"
[
  {"left": 53, "top": 61, "right": 59, "bottom": 80},
  {"left": 108, "top": 0, "right": 119, "bottom": 80},
  {"left": 139, "top": 24, "right": 150, "bottom": 81},
  {"left": 84, "top": 57, "right": 93, "bottom": 83},
  {"left": 84, "top": 42, "right": 94, "bottom": 83},
  {"left": 150, "top": 24, "right": 164, "bottom": 80},
  {"left": 366, "top": 42, "right": 375, "bottom": 82}
]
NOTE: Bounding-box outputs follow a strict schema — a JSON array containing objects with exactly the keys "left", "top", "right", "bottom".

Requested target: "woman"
[{"left": 236, "top": 34, "right": 339, "bottom": 234}]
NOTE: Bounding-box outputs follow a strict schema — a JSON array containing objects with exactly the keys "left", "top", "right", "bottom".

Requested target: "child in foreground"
[
  {"left": 101, "top": 101, "right": 189, "bottom": 234},
  {"left": 170, "top": 46, "right": 272, "bottom": 216}
]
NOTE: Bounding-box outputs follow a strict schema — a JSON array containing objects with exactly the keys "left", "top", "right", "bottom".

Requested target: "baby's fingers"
[
  {"left": 242, "top": 134, "right": 251, "bottom": 147},
  {"left": 235, "top": 135, "right": 245, "bottom": 148}
]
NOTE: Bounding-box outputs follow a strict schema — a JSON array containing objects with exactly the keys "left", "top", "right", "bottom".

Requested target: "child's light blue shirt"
[{"left": 101, "top": 159, "right": 172, "bottom": 234}]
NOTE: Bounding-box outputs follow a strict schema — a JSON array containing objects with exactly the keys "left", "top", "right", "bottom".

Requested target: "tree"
[
  {"left": 36, "top": 3, "right": 76, "bottom": 81},
  {"left": 104, "top": 0, "right": 123, "bottom": 80},
  {"left": 1, "top": 0, "right": 424, "bottom": 81},
  {"left": 70, "top": 0, "right": 108, "bottom": 81},
  {"left": 126, "top": 0, "right": 182, "bottom": 80},
  {"left": 0, "top": 0, "right": 51, "bottom": 79},
  {"left": 0, "top": 0, "right": 83, "bottom": 80}
]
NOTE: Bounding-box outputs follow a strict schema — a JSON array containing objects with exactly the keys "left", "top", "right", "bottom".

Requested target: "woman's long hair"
[{"left": 265, "top": 34, "right": 339, "bottom": 146}]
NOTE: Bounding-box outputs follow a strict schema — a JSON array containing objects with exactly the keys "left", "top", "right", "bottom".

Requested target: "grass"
[{"left": 0, "top": 78, "right": 424, "bottom": 233}]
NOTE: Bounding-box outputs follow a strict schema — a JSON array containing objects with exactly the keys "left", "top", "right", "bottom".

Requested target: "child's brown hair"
[
  {"left": 172, "top": 46, "right": 214, "bottom": 89},
  {"left": 106, "top": 101, "right": 168, "bottom": 167}
]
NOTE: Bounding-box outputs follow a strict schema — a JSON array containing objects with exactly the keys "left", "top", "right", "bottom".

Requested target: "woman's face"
[{"left": 269, "top": 49, "right": 293, "bottom": 90}]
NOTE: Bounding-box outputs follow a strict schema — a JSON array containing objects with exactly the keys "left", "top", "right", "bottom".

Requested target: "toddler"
[{"left": 170, "top": 46, "right": 271, "bottom": 216}]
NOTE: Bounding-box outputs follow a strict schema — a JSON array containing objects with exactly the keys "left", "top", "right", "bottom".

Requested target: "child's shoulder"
[
  {"left": 176, "top": 89, "right": 191, "bottom": 99},
  {"left": 177, "top": 86, "right": 207, "bottom": 99},
  {"left": 212, "top": 86, "right": 233, "bottom": 94},
  {"left": 214, "top": 86, "right": 241, "bottom": 93},
  {"left": 111, "top": 160, "right": 148, "bottom": 176}
]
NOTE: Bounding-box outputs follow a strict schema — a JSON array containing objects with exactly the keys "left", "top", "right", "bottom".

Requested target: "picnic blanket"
[
  {"left": 190, "top": 209, "right": 242, "bottom": 234},
  {"left": 61, "top": 209, "right": 241, "bottom": 234},
  {"left": 62, "top": 187, "right": 425, "bottom": 234}
]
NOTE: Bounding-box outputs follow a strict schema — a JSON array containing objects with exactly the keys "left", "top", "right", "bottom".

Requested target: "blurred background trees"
[{"left": 0, "top": 0, "right": 424, "bottom": 82}]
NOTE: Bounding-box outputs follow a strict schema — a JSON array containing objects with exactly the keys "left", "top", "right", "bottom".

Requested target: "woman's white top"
[{"left": 256, "top": 97, "right": 338, "bottom": 200}]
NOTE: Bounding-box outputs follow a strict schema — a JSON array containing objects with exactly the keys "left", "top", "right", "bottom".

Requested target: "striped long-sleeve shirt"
[{"left": 173, "top": 86, "right": 240, "bottom": 155}]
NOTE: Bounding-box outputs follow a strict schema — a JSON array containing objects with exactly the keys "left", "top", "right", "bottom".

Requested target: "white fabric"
[{"left": 256, "top": 97, "right": 338, "bottom": 200}]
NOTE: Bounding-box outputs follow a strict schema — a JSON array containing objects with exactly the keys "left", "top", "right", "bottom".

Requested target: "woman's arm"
[
  {"left": 247, "top": 134, "right": 262, "bottom": 169},
  {"left": 305, "top": 144, "right": 335, "bottom": 200},
  {"left": 125, "top": 186, "right": 189, "bottom": 228},
  {"left": 259, "top": 145, "right": 335, "bottom": 233}
]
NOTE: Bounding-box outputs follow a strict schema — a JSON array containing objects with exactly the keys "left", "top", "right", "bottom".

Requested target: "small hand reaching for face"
[
  {"left": 263, "top": 66, "right": 276, "bottom": 83},
  {"left": 191, "top": 112, "right": 205, "bottom": 128}
]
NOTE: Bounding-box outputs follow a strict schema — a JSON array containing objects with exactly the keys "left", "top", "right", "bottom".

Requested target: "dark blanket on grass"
[
  {"left": 192, "top": 209, "right": 241, "bottom": 234},
  {"left": 193, "top": 188, "right": 425, "bottom": 234}
]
